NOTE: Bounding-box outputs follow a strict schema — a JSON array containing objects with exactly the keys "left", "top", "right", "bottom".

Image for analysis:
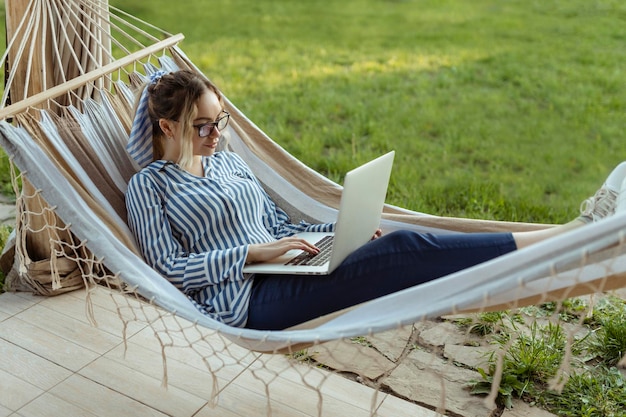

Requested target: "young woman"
[{"left": 125, "top": 70, "right": 624, "bottom": 330}]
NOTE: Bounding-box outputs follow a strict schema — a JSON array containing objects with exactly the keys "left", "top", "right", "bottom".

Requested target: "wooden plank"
[
  {"left": 127, "top": 324, "right": 259, "bottom": 375},
  {"left": 140, "top": 331, "right": 268, "bottom": 394},
  {"left": 0, "top": 292, "right": 38, "bottom": 316},
  {"left": 106, "top": 332, "right": 370, "bottom": 417},
  {"left": 0, "top": 316, "right": 100, "bottom": 372},
  {"left": 228, "top": 363, "right": 375, "bottom": 417},
  {"left": 263, "top": 354, "right": 387, "bottom": 413},
  {"left": 39, "top": 291, "right": 147, "bottom": 339},
  {"left": 0, "top": 368, "right": 44, "bottom": 411},
  {"left": 79, "top": 356, "right": 208, "bottom": 417},
  {"left": 0, "top": 338, "right": 73, "bottom": 390},
  {"left": 202, "top": 384, "right": 310, "bottom": 417},
  {"left": 104, "top": 341, "right": 233, "bottom": 399},
  {"left": 68, "top": 287, "right": 146, "bottom": 311},
  {"left": 0, "top": 292, "right": 433, "bottom": 417},
  {"left": 5, "top": 0, "right": 48, "bottom": 103},
  {"left": 49, "top": 374, "right": 169, "bottom": 417},
  {"left": 194, "top": 400, "right": 248, "bottom": 417},
  {"left": 68, "top": 288, "right": 165, "bottom": 324},
  {"left": 103, "top": 341, "right": 301, "bottom": 417},
  {"left": 13, "top": 392, "right": 99, "bottom": 417},
  {"left": 15, "top": 303, "right": 121, "bottom": 354}
]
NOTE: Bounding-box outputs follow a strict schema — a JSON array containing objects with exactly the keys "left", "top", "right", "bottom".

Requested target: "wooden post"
[
  {"left": 5, "top": 0, "right": 52, "bottom": 104},
  {"left": 5, "top": 0, "right": 111, "bottom": 107},
  {"left": 2, "top": 0, "right": 112, "bottom": 292}
]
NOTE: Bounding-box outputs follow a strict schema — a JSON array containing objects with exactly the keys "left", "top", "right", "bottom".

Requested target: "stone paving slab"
[
  {"left": 384, "top": 348, "right": 496, "bottom": 417},
  {"left": 312, "top": 338, "right": 396, "bottom": 380},
  {"left": 501, "top": 402, "right": 557, "bottom": 417},
  {"left": 313, "top": 316, "right": 562, "bottom": 417}
]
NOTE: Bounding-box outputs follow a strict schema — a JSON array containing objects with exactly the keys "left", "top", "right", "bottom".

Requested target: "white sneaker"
[
  {"left": 580, "top": 162, "right": 626, "bottom": 222},
  {"left": 616, "top": 177, "right": 626, "bottom": 213}
]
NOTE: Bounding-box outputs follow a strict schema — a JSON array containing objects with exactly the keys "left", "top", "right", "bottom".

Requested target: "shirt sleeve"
[
  {"left": 126, "top": 171, "right": 249, "bottom": 295},
  {"left": 229, "top": 153, "right": 336, "bottom": 238},
  {"left": 271, "top": 206, "right": 336, "bottom": 237}
]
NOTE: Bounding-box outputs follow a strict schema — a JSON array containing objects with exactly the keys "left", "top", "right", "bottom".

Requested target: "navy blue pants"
[{"left": 245, "top": 230, "right": 517, "bottom": 330}]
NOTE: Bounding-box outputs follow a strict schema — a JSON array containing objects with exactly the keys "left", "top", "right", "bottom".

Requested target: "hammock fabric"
[{"left": 1, "top": 0, "right": 626, "bottom": 353}]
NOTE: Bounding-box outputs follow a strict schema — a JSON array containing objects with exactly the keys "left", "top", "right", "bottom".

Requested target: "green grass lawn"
[{"left": 109, "top": 0, "right": 626, "bottom": 225}]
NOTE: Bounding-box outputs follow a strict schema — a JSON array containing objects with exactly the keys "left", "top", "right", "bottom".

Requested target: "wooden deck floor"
[{"left": 0, "top": 290, "right": 439, "bottom": 417}]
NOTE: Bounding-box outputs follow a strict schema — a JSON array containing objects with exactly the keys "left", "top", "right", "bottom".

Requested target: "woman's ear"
[{"left": 158, "top": 118, "right": 176, "bottom": 139}]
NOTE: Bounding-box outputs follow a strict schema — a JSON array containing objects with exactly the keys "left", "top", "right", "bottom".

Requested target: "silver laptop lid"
[{"left": 327, "top": 151, "right": 395, "bottom": 272}]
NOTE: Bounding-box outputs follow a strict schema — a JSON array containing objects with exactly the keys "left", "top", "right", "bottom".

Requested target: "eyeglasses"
[{"left": 192, "top": 111, "right": 230, "bottom": 138}]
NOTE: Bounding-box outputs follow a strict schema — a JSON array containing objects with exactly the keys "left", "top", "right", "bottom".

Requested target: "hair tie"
[{"left": 127, "top": 70, "right": 168, "bottom": 168}]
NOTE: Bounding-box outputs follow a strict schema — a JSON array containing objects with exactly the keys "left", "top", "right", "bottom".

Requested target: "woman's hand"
[{"left": 247, "top": 237, "right": 319, "bottom": 264}]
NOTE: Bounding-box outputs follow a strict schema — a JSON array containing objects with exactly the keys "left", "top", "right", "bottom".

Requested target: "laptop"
[{"left": 243, "top": 151, "right": 395, "bottom": 275}]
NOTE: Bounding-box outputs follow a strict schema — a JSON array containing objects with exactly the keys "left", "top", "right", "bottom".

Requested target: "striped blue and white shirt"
[{"left": 125, "top": 151, "right": 335, "bottom": 327}]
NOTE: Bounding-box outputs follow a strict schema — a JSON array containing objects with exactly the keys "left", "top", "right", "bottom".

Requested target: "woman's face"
[{"left": 189, "top": 90, "right": 224, "bottom": 157}]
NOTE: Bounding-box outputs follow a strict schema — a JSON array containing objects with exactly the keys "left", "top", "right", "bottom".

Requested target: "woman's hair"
[{"left": 138, "top": 69, "right": 224, "bottom": 170}]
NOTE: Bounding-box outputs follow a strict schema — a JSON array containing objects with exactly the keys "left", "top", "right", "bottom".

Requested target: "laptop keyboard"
[{"left": 285, "top": 235, "right": 334, "bottom": 267}]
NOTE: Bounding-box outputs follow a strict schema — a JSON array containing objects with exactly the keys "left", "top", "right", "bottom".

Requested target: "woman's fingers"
[
  {"left": 247, "top": 237, "right": 320, "bottom": 264},
  {"left": 280, "top": 237, "right": 319, "bottom": 254}
]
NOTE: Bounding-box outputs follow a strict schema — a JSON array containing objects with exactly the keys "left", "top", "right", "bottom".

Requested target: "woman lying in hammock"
[{"left": 125, "top": 69, "right": 625, "bottom": 330}]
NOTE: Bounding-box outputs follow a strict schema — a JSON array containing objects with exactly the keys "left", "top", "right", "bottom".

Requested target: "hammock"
[
  {"left": 1, "top": 1, "right": 625, "bottom": 414},
  {"left": 2, "top": 0, "right": 626, "bottom": 348}
]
